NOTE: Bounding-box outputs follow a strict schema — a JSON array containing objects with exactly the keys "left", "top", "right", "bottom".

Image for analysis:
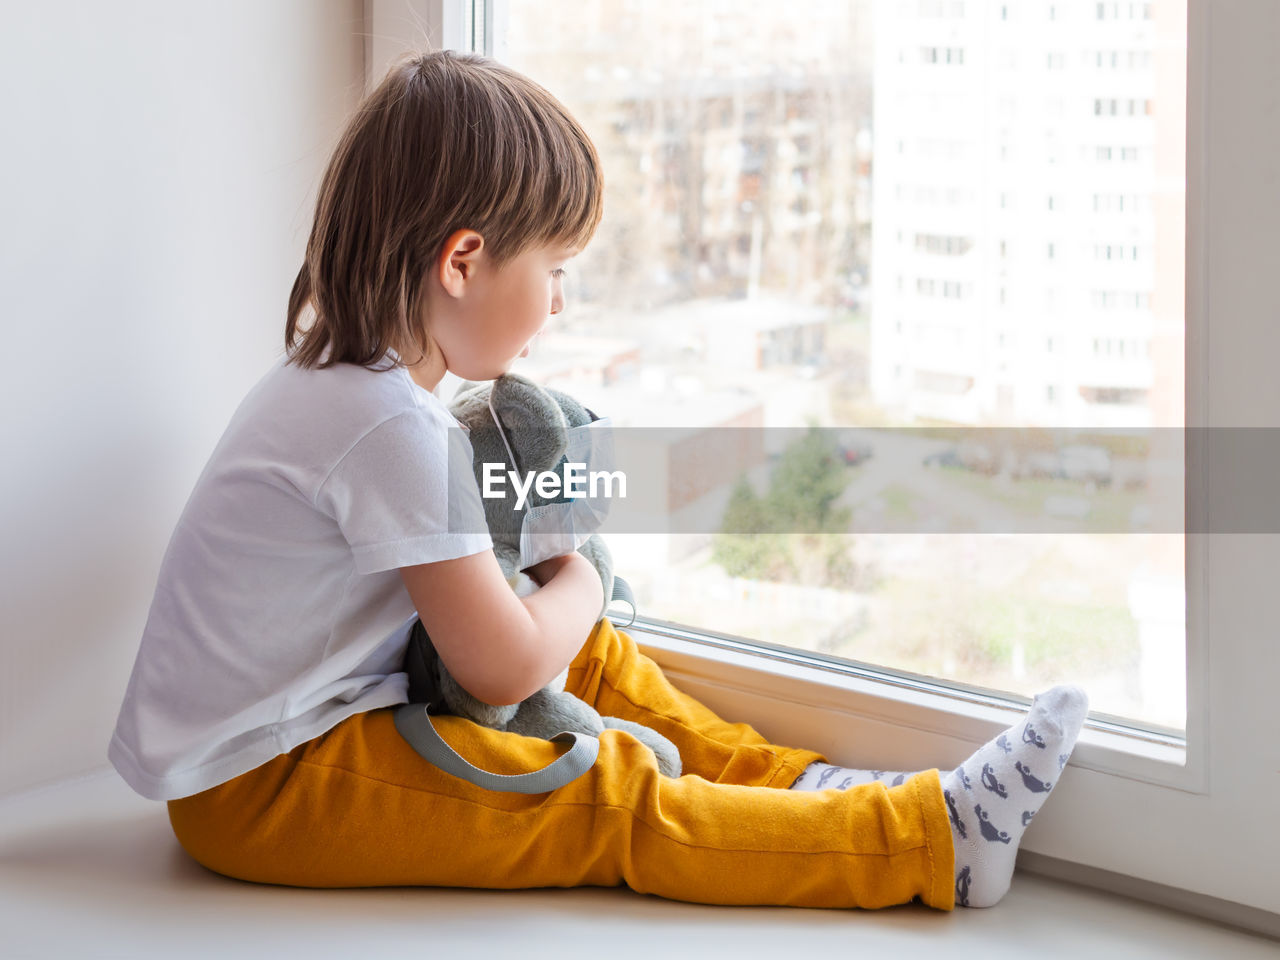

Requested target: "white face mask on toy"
[{"left": 488, "top": 393, "right": 617, "bottom": 571}]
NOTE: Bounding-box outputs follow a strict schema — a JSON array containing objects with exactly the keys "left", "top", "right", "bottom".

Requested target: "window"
[
  {"left": 494, "top": 0, "right": 1184, "bottom": 732},
  {"left": 915, "top": 233, "right": 973, "bottom": 256},
  {"left": 387, "top": 0, "right": 1280, "bottom": 916}
]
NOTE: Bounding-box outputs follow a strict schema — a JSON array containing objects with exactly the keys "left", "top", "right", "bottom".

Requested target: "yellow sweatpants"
[{"left": 167, "top": 618, "right": 955, "bottom": 910}]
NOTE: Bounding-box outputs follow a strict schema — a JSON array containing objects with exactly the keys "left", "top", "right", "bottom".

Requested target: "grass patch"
[
  {"left": 879, "top": 483, "right": 918, "bottom": 520},
  {"left": 831, "top": 563, "right": 1139, "bottom": 684}
]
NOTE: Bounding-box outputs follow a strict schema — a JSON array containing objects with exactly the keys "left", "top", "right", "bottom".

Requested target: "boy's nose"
[{"left": 550, "top": 287, "right": 565, "bottom": 316}]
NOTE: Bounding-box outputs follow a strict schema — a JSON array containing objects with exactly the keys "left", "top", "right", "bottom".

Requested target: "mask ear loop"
[{"left": 487, "top": 391, "right": 522, "bottom": 479}]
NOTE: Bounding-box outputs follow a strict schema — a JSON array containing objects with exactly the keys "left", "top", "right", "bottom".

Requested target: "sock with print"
[
  {"left": 943, "top": 685, "right": 1088, "bottom": 907},
  {"left": 788, "top": 685, "right": 1088, "bottom": 908},
  {"left": 789, "top": 764, "right": 918, "bottom": 791}
]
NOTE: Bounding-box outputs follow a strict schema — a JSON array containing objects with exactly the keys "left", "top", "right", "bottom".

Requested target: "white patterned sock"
[
  {"left": 944, "top": 685, "right": 1089, "bottom": 908},
  {"left": 789, "top": 763, "right": 917, "bottom": 791}
]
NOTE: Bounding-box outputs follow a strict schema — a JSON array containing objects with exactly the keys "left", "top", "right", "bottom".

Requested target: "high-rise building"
[{"left": 869, "top": 0, "right": 1182, "bottom": 427}]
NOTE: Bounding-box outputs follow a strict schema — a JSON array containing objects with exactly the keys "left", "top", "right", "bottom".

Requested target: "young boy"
[{"left": 110, "top": 50, "right": 1087, "bottom": 911}]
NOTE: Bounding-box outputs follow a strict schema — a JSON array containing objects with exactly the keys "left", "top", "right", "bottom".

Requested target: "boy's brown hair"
[{"left": 286, "top": 51, "right": 604, "bottom": 370}]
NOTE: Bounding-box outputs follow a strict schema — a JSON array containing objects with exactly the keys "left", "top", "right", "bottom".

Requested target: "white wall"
[{"left": 0, "top": 0, "right": 365, "bottom": 796}]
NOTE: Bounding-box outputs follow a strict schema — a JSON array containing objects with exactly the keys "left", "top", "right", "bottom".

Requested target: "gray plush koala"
[{"left": 403, "top": 373, "right": 682, "bottom": 778}]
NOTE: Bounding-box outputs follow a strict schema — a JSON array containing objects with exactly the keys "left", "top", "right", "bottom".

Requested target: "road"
[{"left": 832, "top": 431, "right": 1042, "bottom": 534}]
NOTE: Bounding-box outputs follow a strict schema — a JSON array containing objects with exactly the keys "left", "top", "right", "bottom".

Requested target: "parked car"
[
  {"left": 922, "top": 446, "right": 962, "bottom": 470},
  {"left": 958, "top": 442, "right": 998, "bottom": 475},
  {"left": 1013, "top": 445, "right": 1113, "bottom": 486},
  {"left": 1058, "top": 445, "right": 1112, "bottom": 486},
  {"left": 923, "top": 441, "right": 997, "bottom": 474},
  {"left": 838, "top": 440, "right": 873, "bottom": 466},
  {"left": 1018, "top": 450, "right": 1064, "bottom": 480}
]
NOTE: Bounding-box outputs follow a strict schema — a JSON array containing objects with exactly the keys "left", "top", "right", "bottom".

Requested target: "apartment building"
[{"left": 868, "top": 0, "right": 1183, "bottom": 427}]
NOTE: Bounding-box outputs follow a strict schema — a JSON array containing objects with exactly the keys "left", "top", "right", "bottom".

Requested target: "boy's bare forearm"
[{"left": 518, "top": 552, "right": 605, "bottom": 692}]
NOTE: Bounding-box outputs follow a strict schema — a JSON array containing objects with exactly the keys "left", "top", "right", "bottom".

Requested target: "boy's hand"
[
  {"left": 525, "top": 551, "right": 605, "bottom": 621},
  {"left": 400, "top": 548, "right": 602, "bottom": 706},
  {"left": 525, "top": 553, "right": 575, "bottom": 587}
]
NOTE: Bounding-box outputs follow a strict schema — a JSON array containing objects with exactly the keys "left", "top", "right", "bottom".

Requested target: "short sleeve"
[{"left": 317, "top": 409, "right": 492, "bottom": 575}]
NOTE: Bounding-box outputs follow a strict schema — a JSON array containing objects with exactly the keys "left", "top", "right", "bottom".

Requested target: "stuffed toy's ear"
[
  {"left": 545, "top": 387, "right": 598, "bottom": 428},
  {"left": 448, "top": 381, "right": 494, "bottom": 432}
]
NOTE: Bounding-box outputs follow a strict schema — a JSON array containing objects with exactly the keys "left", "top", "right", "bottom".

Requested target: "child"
[{"left": 108, "top": 50, "right": 1087, "bottom": 911}]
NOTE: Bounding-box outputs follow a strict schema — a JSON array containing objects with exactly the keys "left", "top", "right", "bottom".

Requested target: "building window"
[{"left": 495, "top": 0, "right": 1187, "bottom": 744}]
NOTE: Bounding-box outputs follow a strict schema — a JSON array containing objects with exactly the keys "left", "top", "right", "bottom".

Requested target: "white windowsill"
[
  {"left": 3, "top": 764, "right": 1277, "bottom": 958},
  {"left": 622, "top": 618, "right": 1200, "bottom": 795}
]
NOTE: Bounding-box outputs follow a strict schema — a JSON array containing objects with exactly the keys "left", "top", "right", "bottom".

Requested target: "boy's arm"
[{"left": 399, "top": 550, "right": 604, "bottom": 706}]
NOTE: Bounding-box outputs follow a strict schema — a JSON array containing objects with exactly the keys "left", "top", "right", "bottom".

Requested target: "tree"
[
  {"left": 766, "top": 427, "right": 851, "bottom": 534},
  {"left": 712, "top": 428, "right": 855, "bottom": 586},
  {"left": 711, "top": 476, "right": 794, "bottom": 580}
]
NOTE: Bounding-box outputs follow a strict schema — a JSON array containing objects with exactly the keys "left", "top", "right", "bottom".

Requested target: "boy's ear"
[{"left": 437, "top": 229, "right": 485, "bottom": 297}]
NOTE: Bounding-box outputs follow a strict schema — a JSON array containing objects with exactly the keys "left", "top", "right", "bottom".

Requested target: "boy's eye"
[{"left": 551, "top": 268, "right": 566, "bottom": 279}]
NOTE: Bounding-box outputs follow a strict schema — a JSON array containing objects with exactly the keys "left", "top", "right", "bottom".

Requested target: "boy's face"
[{"left": 429, "top": 239, "right": 577, "bottom": 382}]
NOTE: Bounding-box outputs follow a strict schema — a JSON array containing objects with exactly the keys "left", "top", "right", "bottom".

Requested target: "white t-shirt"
[{"left": 108, "top": 353, "right": 492, "bottom": 801}]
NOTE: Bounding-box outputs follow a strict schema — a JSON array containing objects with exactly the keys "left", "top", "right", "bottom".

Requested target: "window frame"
[{"left": 370, "top": 0, "right": 1279, "bottom": 916}]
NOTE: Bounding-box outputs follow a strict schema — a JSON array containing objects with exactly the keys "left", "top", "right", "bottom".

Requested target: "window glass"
[{"left": 501, "top": 0, "right": 1187, "bottom": 731}]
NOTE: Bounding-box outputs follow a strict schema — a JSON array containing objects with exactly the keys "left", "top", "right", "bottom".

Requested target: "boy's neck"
[{"left": 397, "top": 343, "right": 447, "bottom": 394}]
